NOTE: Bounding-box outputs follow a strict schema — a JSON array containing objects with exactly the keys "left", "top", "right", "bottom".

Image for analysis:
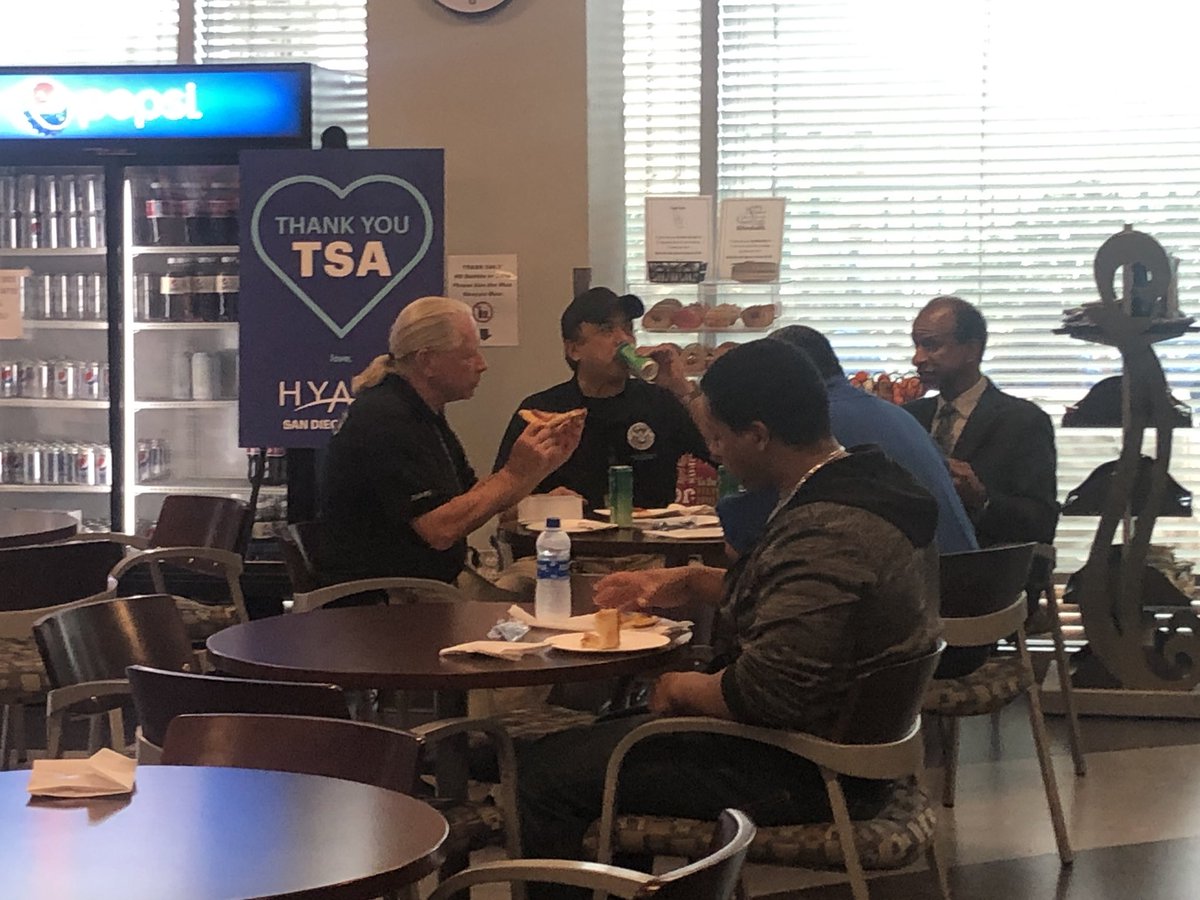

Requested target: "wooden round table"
[
  {"left": 0, "top": 765, "right": 447, "bottom": 900},
  {"left": 207, "top": 601, "right": 689, "bottom": 691},
  {"left": 0, "top": 508, "right": 78, "bottom": 548},
  {"left": 497, "top": 519, "right": 729, "bottom": 568}
]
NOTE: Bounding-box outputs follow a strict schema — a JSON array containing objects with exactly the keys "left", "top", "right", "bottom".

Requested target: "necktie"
[{"left": 932, "top": 404, "right": 958, "bottom": 455}]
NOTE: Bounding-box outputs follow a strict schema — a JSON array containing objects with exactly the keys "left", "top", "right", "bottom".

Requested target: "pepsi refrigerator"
[{"left": 0, "top": 64, "right": 362, "bottom": 536}]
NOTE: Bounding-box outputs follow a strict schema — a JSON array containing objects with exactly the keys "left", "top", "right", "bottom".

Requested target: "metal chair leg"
[
  {"left": 941, "top": 716, "right": 960, "bottom": 808},
  {"left": 1019, "top": 631, "right": 1074, "bottom": 865},
  {"left": 1046, "top": 593, "right": 1086, "bottom": 776},
  {"left": 823, "top": 767, "right": 870, "bottom": 900}
]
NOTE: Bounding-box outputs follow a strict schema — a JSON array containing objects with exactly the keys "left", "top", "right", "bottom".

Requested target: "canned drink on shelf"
[
  {"left": 75, "top": 443, "right": 97, "bottom": 486},
  {"left": 170, "top": 351, "right": 192, "bottom": 399},
  {"left": 0, "top": 175, "right": 16, "bottom": 248},
  {"left": 16, "top": 174, "right": 40, "bottom": 248},
  {"left": 96, "top": 443, "right": 111, "bottom": 486},
  {"left": 0, "top": 443, "right": 15, "bottom": 483},
  {"left": 20, "top": 442, "right": 41, "bottom": 484},
  {"left": 40, "top": 443, "right": 64, "bottom": 484},
  {"left": 61, "top": 175, "right": 81, "bottom": 248},
  {"left": 0, "top": 360, "right": 17, "bottom": 398},
  {"left": 79, "top": 361, "right": 104, "bottom": 399},
  {"left": 39, "top": 175, "right": 62, "bottom": 248},
  {"left": 149, "top": 438, "right": 169, "bottom": 481},
  {"left": 136, "top": 438, "right": 151, "bottom": 483},
  {"left": 25, "top": 360, "right": 52, "bottom": 399},
  {"left": 79, "top": 174, "right": 102, "bottom": 248},
  {"left": 191, "top": 351, "right": 216, "bottom": 400},
  {"left": 52, "top": 360, "right": 78, "bottom": 399}
]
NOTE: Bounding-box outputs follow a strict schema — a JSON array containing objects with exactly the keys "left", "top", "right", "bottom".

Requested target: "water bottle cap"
[{"left": 546, "top": 517, "right": 561, "bottom": 528}]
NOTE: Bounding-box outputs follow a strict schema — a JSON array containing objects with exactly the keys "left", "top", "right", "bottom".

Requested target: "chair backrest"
[
  {"left": 32, "top": 594, "right": 196, "bottom": 688},
  {"left": 831, "top": 642, "right": 946, "bottom": 745},
  {"left": 149, "top": 495, "right": 248, "bottom": 552},
  {"left": 292, "top": 576, "right": 464, "bottom": 612},
  {"left": 127, "top": 665, "right": 350, "bottom": 748},
  {"left": 646, "top": 808, "right": 756, "bottom": 900},
  {"left": 160, "top": 713, "right": 421, "bottom": 796},
  {"left": 939, "top": 543, "right": 1036, "bottom": 646},
  {"left": 0, "top": 539, "right": 124, "bottom": 612},
  {"left": 277, "top": 523, "right": 319, "bottom": 594}
]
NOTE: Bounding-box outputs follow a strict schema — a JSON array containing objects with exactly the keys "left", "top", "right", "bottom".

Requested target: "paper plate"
[
  {"left": 521, "top": 518, "right": 618, "bottom": 534},
  {"left": 643, "top": 526, "right": 726, "bottom": 541},
  {"left": 545, "top": 631, "right": 671, "bottom": 653}
]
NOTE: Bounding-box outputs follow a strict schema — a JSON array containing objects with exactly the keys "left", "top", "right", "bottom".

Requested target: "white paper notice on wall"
[
  {"left": 716, "top": 198, "right": 786, "bottom": 282},
  {"left": 0, "top": 269, "right": 31, "bottom": 340},
  {"left": 448, "top": 254, "right": 519, "bottom": 347}
]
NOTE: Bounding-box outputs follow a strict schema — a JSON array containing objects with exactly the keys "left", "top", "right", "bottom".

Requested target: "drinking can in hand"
[
  {"left": 617, "top": 342, "right": 659, "bottom": 382},
  {"left": 608, "top": 465, "right": 634, "bottom": 526}
]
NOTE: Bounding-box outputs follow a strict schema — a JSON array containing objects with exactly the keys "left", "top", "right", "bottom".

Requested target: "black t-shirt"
[
  {"left": 317, "top": 374, "right": 476, "bottom": 584},
  {"left": 492, "top": 376, "right": 711, "bottom": 510}
]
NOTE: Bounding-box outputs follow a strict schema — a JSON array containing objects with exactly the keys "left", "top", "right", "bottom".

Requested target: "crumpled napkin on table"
[
  {"left": 28, "top": 748, "right": 136, "bottom": 798},
  {"left": 507, "top": 605, "right": 693, "bottom": 637},
  {"left": 439, "top": 640, "right": 551, "bottom": 660}
]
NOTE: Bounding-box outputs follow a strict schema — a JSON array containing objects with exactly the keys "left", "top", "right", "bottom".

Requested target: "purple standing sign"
[{"left": 238, "top": 149, "right": 444, "bottom": 447}]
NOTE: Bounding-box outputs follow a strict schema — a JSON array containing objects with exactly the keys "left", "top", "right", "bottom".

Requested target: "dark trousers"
[{"left": 517, "top": 714, "right": 888, "bottom": 900}]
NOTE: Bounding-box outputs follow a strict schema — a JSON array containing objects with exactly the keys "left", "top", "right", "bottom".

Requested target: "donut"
[{"left": 643, "top": 298, "right": 682, "bottom": 330}]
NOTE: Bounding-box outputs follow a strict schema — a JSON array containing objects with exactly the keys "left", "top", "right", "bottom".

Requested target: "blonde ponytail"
[{"left": 350, "top": 296, "right": 474, "bottom": 395}]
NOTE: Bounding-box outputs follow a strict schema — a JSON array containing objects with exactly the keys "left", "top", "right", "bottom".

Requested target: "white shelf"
[
  {"left": 134, "top": 399, "right": 236, "bottom": 410},
  {"left": 21, "top": 321, "right": 108, "bottom": 331},
  {"left": 132, "top": 245, "right": 237, "bottom": 256},
  {"left": 0, "top": 247, "right": 105, "bottom": 259},
  {"left": 0, "top": 483, "right": 111, "bottom": 493},
  {"left": 1, "top": 398, "right": 109, "bottom": 409},
  {"left": 134, "top": 478, "right": 284, "bottom": 496},
  {"left": 133, "top": 321, "right": 237, "bottom": 332}
]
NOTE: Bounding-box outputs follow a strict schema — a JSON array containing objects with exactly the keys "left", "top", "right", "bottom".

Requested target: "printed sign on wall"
[{"left": 239, "top": 149, "right": 445, "bottom": 447}]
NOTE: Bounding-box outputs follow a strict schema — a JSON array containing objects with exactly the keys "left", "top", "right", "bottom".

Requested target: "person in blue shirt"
[{"left": 717, "top": 324, "right": 978, "bottom": 556}]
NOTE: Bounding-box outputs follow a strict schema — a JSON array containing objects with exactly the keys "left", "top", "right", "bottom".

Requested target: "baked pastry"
[
  {"left": 682, "top": 342, "right": 707, "bottom": 376},
  {"left": 711, "top": 341, "right": 738, "bottom": 363},
  {"left": 581, "top": 608, "right": 620, "bottom": 649},
  {"left": 703, "top": 304, "right": 741, "bottom": 328},
  {"left": 519, "top": 408, "right": 586, "bottom": 428},
  {"left": 671, "top": 303, "right": 706, "bottom": 330},
  {"left": 740, "top": 304, "right": 776, "bottom": 328},
  {"left": 643, "top": 298, "right": 682, "bottom": 330}
]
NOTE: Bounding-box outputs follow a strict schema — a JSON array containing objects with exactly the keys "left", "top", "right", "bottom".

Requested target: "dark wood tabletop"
[
  {"left": 207, "top": 601, "right": 689, "bottom": 690},
  {"left": 497, "top": 519, "right": 730, "bottom": 567},
  {"left": 0, "top": 508, "right": 78, "bottom": 548},
  {"left": 0, "top": 765, "right": 447, "bottom": 900}
]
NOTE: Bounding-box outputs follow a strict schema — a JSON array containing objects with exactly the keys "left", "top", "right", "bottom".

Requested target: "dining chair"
[
  {"left": 586, "top": 644, "right": 950, "bottom": 900},
  {"left": 0, "top": 540, "right": 124, "bottom": 768},
  {"left": 431, "top": 808, "right": 755, "bottom": 900},
  {"left": 922, "top": 543, "right": 1074, "bottom": 865},
  {"left": 32, "top": 594, "right": 196, "bottom": 758},
  {"left": 291, "top": 575, "right": 466, "bottom": 612},
  {"left": 126, "top": 664, "right": 350, "bottom": 763}
]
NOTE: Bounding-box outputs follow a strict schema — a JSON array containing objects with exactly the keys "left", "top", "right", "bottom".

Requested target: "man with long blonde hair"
[{"left": 317, "top": 297, "right": 583, "bottom": 594}]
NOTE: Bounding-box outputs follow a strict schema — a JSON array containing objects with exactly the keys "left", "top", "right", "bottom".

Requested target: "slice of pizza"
[
  {"left": 519, "top": 408, "right": 587, "bottom": 428},
  {"left": 581, "top": 608, "right": 621, "bottom": 649}
]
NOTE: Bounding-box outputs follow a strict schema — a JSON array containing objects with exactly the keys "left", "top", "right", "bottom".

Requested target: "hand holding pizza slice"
[{"left": 518, "top": 408, "right": 587, "bottom": 429}]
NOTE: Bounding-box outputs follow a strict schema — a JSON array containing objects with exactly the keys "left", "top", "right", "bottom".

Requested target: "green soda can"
[
  {"left": 617, "top": 342, "right": 659, "bottom": 382},
  {"left": 717, "top": 464, "right": 741, "bottom": 499},
  {"left": 608, "top": 465, "right": 634, "bottom": 526}
]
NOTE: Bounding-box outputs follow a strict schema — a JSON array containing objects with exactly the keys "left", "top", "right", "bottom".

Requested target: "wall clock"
[{"left": 434, "top": 0, "right": 511, "bottom": 14}]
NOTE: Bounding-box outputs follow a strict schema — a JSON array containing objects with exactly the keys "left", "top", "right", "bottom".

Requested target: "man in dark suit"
[{"left": 904, "top": 295, "right": 1058, "bottom": 547}]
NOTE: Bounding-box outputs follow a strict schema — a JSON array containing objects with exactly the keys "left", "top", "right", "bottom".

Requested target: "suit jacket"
[{"left": 905, "top": 382, "right": 1058, "bottom": 546}]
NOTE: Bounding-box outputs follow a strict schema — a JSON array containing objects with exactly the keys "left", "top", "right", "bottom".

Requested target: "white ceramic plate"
[
  {"left": 643, "top": 526, "right": 726, "bottom": 541},
  {"left": 521, "top": 518, "right": 619, "bottom": 534},
  {"left": 545, "top": 630, "right": 671, "bottom": 653}
]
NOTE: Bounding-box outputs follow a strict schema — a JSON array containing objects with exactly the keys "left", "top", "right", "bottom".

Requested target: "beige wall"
[{"left": 367, "top": 0, "right": 591, "bottom": 519}]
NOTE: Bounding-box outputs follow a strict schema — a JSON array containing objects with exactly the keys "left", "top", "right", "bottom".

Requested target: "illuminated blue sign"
[{"left": 0, "top": 69, "right": 305, "bottom": 141}]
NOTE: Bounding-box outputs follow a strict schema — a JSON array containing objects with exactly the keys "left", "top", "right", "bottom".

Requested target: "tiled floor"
[{"left": 443, "top": 703, "right": 1200, "bottom": 898}]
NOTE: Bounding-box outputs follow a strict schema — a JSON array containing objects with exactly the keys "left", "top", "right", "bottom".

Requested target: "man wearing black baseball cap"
[{"left": 493, "top": 286, "right": 710, "bottom": 510}]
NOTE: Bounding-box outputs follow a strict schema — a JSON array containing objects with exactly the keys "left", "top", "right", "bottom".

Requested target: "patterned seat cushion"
[
  {"left": 488, "top": 705, "right": 598, "bottom": 742},
  {"left": 0, "top": 637, "right": 50, "bottom": 706},
  {"left": 173, "top": 599, "right": 240, "bottom": 644},
  {"left": 582, "top": 778, "right": 935, "bottom": 870},
  {"left": 432, "top": 797, "right": 508, "bottom": 855},
  {"left": 922, "top": 656, "right": 1034, "bottom": 717}
]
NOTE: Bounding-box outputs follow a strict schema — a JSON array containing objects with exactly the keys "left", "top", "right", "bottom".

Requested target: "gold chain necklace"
[{"left": 770, "top": 445, "right": 849, "bottom": 522}]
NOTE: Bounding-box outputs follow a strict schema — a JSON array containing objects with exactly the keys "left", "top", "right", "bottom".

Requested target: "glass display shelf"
[
  {"left": 132, "top": 245, "right": 238, "bottom": 257},
  {"left": 134, "top": 400, "right": 237, "bottom": 410},
  {"left": 1, "top": 398, "right": 108, "bottom": 409},
  {"left": 0, "top": 484, "right": 110, "bottom": 494},
  {"left": 0, "top": 248, "right": 105, "bottom": 259},
  {"left": 134, "top": 478, "right": 285, "bottom": 496},
  {"left": 22, "top": 320, "right": 108, "bottom": 331},
  {"left": 133, "top": 321, "right": 238, "bottom": 332}
]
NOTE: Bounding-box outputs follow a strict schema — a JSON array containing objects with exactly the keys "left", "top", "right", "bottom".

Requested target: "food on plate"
[
  {"left": 643, "top": 298, "right": 682, "bottom": 330},
  {"left": 581, "top": 608, "right": 620, "bottom": 649},
  {"left": 682, "top": 342, "right": 707, "bottom": 376},
  {"left": 519, "top": 408, "right": 587, "bottom": 428},
  {"left": 703, "top": 303, "right": 742, "bottom": 328},
  {"left": 619, "top": 611, "right": 660, "bottom": 629},
  {"left": 671, "top": 303, "right": 707, "bottom": 329},
  {"left": 740, "top": 304, "right": 776, "bottom": 328}
]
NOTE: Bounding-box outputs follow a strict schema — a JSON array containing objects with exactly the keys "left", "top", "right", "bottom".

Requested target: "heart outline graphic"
[{"left": 250, "top": 174, "right": 434, "bottom": 339}]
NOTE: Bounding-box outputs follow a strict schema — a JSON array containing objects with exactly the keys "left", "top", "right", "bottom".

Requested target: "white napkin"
[
  {"left": 507, "top": 605, "right": 693, "bottom": 636},
  {"left": 28, "top": 748, "right": 136, "bottom": 798},
  {"left": 439, "top": 640, "right": 551, "bottom": 660}
]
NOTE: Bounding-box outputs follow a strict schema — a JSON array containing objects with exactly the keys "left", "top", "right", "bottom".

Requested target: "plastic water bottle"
[{"left": 535, "top": 517, "right": 572, "bottom": 622}]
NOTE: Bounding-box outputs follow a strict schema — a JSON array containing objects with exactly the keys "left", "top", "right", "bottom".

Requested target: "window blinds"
[
  {"left": 624, "top": 0, "right": 1200, "bottom": 571},
  {"left": 0, "top": 1, "right": 178, "bottom": 64}
]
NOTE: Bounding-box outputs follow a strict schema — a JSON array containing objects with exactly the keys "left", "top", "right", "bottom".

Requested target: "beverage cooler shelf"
[
  {"left": 0, "top": 483, "right": 110, "bottom": 494},
  {"left": 134, "top": 478, "right": 285, "bottom": 496},
  {"left": 133, "top": 322, "right": 237, "bottom": 332},
  {"left": 133, "top": 245, "right": 238, "bottom": 257},
  {"left": 23, "top": 321, "right": 108, "bottom": 331},
  {"left": 135, "top": 400, "right": 237, "bottom": 410},
  {"left": 1, "top": 398, "right": 109, "bottom": 409},
  {"left": 0, "top": 248, "right": 105, "bottom": 259}
]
